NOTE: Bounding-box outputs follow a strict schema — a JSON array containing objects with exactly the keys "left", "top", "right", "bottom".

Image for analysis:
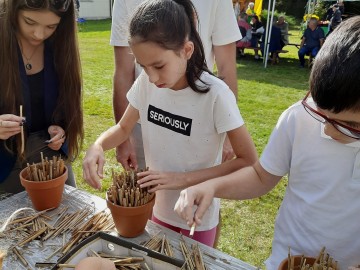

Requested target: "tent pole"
[
  {"left": 264, "top": 0, "right": 276, "bottom": 68},
  {"left": 263, "top": 0, "right": 272, "bottom": 67}
]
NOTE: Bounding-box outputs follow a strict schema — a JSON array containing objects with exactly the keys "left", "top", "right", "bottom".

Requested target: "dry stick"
[
  {"left": 17, "top": 227, "right": 47, "bottom": 247},
  {"left": 193, "top": 243, "right": 206, "bottom": 270},
  {"left": 57, "top": 264, "right": 76, "bottom": 268},
  {"left": 287, "top": 247, "right": 291, "bottom": 270},
  {"left": 189, "top": 224, "right": 196, "bottom": 237},
  {"left": 13, "top": 247, "right": 29, "bottom": 267},
  {"left": 20, "top": 105, "right": 24, "bottom": 154}
]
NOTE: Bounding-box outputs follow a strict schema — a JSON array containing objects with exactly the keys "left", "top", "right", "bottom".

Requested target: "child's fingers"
[
  {"left": 174, "top": 190, "right": 196, "bottom": 225},
  {"left": 137, "top": 171, "right": 158, "bottom": 184}
]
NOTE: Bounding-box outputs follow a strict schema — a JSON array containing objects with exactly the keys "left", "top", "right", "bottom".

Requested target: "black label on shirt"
[{"left": 147, "top": 105, "right": 192, "bottom": 136}]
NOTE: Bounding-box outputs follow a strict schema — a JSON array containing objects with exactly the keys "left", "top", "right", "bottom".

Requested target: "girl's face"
[
  {"left": 17, "top": 10, "right": 61, "bottom": 46},
  {"left": 321, "top": 108, "right": 360, "bottom": 144},
  {"left": 130, "top": 40, "right": 194, "bottom": 90}
]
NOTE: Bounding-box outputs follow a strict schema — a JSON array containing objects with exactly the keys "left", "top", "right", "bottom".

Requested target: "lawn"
[{"left": 74, "top": 19, "right": 310, "bottom": 268}]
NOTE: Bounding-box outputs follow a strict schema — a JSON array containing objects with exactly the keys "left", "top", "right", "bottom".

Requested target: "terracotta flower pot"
[
  {"left": 20, "top": 166, "right": 68, "bottom": 211},
  {"left": 106, "top": 193, "right": 155, "bottom": 238},
  {"left": 278, "top": 255, "right": 316, "bottom": 270}
]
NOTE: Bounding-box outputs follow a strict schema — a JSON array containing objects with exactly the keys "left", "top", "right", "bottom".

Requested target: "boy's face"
[{"left": 320, "top": 108, "right": 360, "bottom": 144}]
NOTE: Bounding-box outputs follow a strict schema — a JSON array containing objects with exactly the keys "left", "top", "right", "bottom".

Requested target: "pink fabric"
[
  {"left": 237, "top": 19, "right": 252, "bottom": 48},
  {"left": 151, "top": 216, "right": 217, "bottom": 247}
]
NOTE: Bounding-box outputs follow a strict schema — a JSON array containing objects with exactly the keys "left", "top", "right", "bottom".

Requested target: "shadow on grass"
[
  {"left": 236, "top": 53, "right": 311, "bottom": 91},
  {"left": 77, "top": 19, "right": 112, "bottom": 33}
]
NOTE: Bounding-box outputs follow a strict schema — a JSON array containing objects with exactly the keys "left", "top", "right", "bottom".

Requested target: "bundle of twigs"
[
  {"left": 179, "top": 236, "right": 207, "bottom": 270},
  {"left": 142, "top": 232, "right": 174, "bottom": 257},
  {"left": 61, "top": 210, "right": 115, "bottom": 255},
  {"left": 107, "top": 169, "right": 155, "bottom": 207},
  {"left": 25, "top": 153, "right": 65, "bottom": 181},
  {"left": 287, "top": 247, "right": 338, "bottom": 270},
  {"left": 1, "top": 207, "right": 114, "bottom": 268}
]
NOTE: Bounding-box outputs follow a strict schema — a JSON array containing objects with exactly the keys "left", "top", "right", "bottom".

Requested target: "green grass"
[{"left": 74, "top": 19, "right": 310, "bottom": 268}]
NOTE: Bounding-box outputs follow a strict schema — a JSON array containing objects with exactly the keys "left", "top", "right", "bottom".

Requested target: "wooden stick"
[
  {"left": 13, "top": 247, "right": 29, "bottom": 267},
  {"left": 190, "top": 223, "right": 196, "bottom": 237},
  {"left": 20, "top": 105, "right": 24, "bottom": 154}
]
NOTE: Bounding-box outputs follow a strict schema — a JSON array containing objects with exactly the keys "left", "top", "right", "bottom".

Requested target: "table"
[{"left": 0, "top": 186, "right": 258, "bottom": 270}]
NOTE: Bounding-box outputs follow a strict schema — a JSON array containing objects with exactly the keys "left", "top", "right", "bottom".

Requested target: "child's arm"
[
  {"left": 137, "top": 125, "right": 258, "bottom": 191},
  {"left": 82, "top": 105, "right": 139, "bottom": 189},
  {"left": 174, "top": 161, "right": 281, "bottom": 227}
]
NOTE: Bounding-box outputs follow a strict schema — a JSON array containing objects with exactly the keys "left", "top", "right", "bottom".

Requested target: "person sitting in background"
[
  {"left": 274, "top": 15, "right": 289, "bottom": 49},
  {"left": 250, "top": 15, "right": 264, "bottom": 60},
  {"left": 245, "top": 2, "right": 255, "bottom": 23},
  {"left": 298, "top": 18, "right": 324, "bottom": 68},
  {"left": 237, "top": 12, "right": 252, "bottom": 57}
]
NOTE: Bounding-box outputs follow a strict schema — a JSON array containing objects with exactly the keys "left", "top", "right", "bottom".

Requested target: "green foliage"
[
  {"left": 313, "top": 0, "right": 327, "bottom": 21},
  {"left": 75, "top": 20, "right": 309, "bottom": 267}
]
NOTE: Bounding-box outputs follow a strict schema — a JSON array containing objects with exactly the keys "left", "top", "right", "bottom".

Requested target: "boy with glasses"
[{"left": 175, "top": 16, "right": 360, "bottom": 270}]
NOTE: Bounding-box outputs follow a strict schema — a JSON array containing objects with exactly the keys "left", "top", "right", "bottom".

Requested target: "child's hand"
[
  {"left": 47, "top": 125, "right": 66, "bottom": 151},
  {"left": 116, "top": 139, "right": 138, "bottom": 170},
  {"left": 137, "top": 171, "right": 185, "bottom": 192},
  {"left": 0, "top": 114, "right": 24, "bottom": 140},
  {"left": 174, "top": 183, "right": 215, "bottom": 227},
  {"left": 82, "top": 143, "right": 105, "bottom": 190}
]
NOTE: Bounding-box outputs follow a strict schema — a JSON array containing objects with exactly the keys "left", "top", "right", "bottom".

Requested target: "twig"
[{"left": 20, "top": 105, "right": 24, "bottom": 154}]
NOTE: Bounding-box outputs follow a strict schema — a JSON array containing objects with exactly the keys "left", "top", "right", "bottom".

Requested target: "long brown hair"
[{"left": 0, "top": 0, "right": 83, "bottom": 160}]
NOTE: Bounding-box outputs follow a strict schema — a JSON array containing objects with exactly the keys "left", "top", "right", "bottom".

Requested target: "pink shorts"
[{"left": 151, "top": 216, "right": 217, "bottom": 247}]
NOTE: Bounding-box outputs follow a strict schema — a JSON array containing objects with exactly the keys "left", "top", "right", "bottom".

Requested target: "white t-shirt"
[
  {"left": 110, "top": 0, "right": 241, "bottom": 70},
  {"left": 260, "top": 99, "right": 360, "bottom": 270},
  {"left": 127, "top": 71, "right": 244, "bottom": 230}
]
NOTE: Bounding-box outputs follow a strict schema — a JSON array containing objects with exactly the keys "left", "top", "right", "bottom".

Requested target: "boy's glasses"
[
  {"left": 302, "top": 91, "right": 360, "bottom": 139},
  {"left": 24, "top": 0, "right": 71, "bottom": 12}
]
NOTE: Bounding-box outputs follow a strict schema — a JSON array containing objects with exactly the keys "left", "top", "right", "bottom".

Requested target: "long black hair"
[
  {"left": 310, "top": 16, "right": 360, "bottom": 113},
  {"left": 129, "top": 0, "right": 213, "bottom": 93}
]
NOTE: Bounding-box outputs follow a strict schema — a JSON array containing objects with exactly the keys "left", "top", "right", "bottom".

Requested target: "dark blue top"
[
  {"left": 0, "top": 41, "right": 62, "bottom": 182},
  {"left": 302, "top": 27, "right": 325, "bottom": 48},
  {"left": 261, "top": 26, "right": 282, "bottom": 53}
]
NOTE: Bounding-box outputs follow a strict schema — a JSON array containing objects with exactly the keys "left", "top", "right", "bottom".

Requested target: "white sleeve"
[
  {"left": 212, "top": 0, "right": 242, "bottom": 45},
  {"left": 213, "top": 87, "right": 244, "bottom": 134},
  {"left": 126, "top": 71, "right": 147, "bottom": 110},
  {"left": 110, "top": 0, "right": 129, "bottom": 46},
  {"left": 260, "top": 107, "right": 296, "bottom": 177}
]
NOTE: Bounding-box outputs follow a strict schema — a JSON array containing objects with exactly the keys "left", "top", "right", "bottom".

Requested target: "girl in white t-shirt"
[{"left": 83, "top": 0, "right": 257, "bottom": 247}]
